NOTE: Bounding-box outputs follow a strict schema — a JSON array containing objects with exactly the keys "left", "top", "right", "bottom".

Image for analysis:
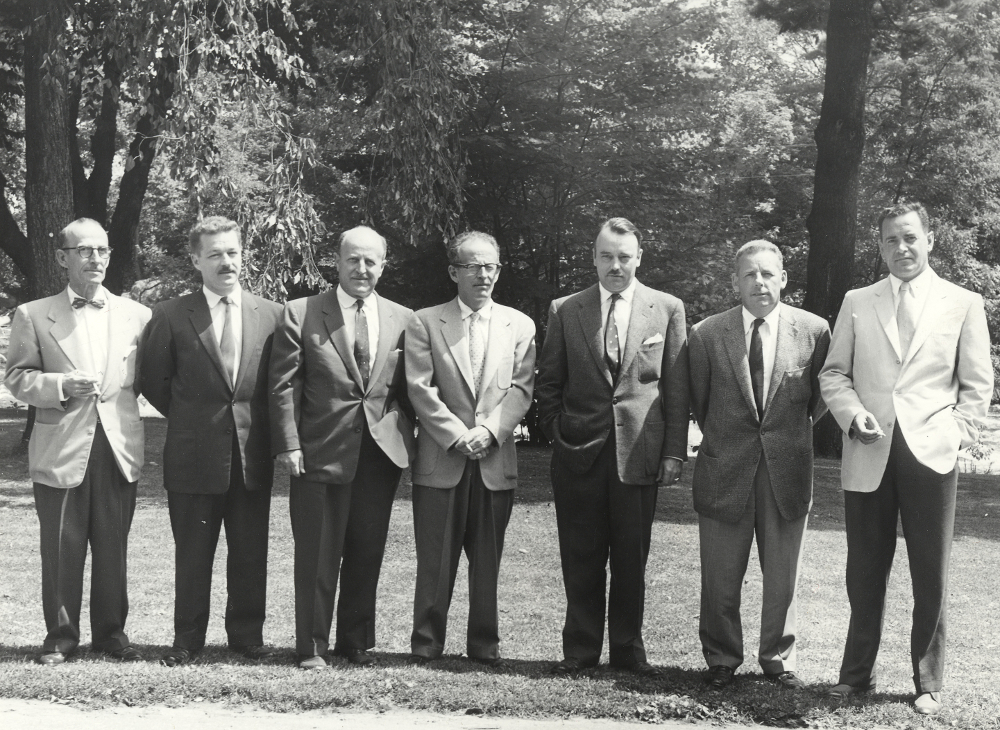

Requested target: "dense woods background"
[{"left": 1, "top": 0, "right": 1000, "bottom": 411}]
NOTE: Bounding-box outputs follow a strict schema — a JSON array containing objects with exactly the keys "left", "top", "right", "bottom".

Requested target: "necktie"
[
  {"left": 355, "top": 299, "right": 370, "bottom": 389},
  {"left": 605, "top": 293, "right": 621, "bottom": 376},
  {"left": 749, "top": 318, "right": 765, "bottom": 419},
  {"left": 897, "top": 281, "right": 916, "bottom": 358},
  {"left": 470, "top": 311, "right": 485, "bottom": 395},
  {"left": 219, "top": 296, "right": 236, "bottom": 389},
  {"left": 72, "top": 297, "right": 104, "bottom": 309}
]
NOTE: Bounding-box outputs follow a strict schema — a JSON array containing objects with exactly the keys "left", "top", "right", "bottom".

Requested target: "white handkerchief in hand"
[{"left": 642, "top": 333, "right": 664, "bottom": 346}]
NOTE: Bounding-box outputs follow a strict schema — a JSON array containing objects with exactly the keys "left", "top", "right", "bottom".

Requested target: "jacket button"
[
  {"left": 612, "top": 397, "right": 620, "bottom": 405},
  {"left": 226, "top": 428, "right": 232, "bottom": 434},
  {"left": 355, "top": 426, "right": 362, "bottom": 433}
]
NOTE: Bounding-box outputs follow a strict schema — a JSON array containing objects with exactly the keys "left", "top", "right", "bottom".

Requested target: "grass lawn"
[{"left": 0, "top": 410, "right": 998, "bottom": 727}]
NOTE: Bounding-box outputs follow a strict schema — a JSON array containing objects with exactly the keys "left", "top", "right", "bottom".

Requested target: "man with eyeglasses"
[
  {"left": 5, "top": 218, "right": 151, "bottom": 665},
  {"left": 404, "top": 230, "right": 536, "bottom": 667},
  {"left": 140, "top": 216, "right": 283, "bottom": 667}
]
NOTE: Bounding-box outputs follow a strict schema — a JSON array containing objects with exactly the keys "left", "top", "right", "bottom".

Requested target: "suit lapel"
[
  {"left": 905, "top": 272, "right": 946, "bottom": 365},
  {"left": 441, "top": 298, "right": 476, "bottom": 395},
  {"left": 765, "top": 308, "right": 795, "bottom": 413},
  {"left": 323, "top": 291, "right": 365, "bottom": 390},
  {"left": 617, "top": 282, "right": 650, "bottom": 380},
  {"left": 874, "top": 278, "right": 902, "bottom": 360},
  {"left": 48, "top": 291, "right": 87, "bottom": 370},
  {"left": 233, "top": 292, "right": 260, "bottom": 395},
  {"left": 190, "top": 291, "right": 232, "bottom": 392},
  {"left": 723, "top": 307, "right": 759, "bottom": 418},
  {"left": 367, "top": 295, "right": 398, "bottom": 391},
  {"left": 576, "top": 285, "right": 614, "bottom": 387},
  {"left": 479, "top": 305, "right": 512, "bottom": 401},
  {"left": 98, "top": 294, "right": 130, "bottom": 395}
]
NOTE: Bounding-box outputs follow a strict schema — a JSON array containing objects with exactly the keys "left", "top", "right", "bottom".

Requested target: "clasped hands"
[{"left": 454, "top": 426, "right": 494, "bottom": 460}]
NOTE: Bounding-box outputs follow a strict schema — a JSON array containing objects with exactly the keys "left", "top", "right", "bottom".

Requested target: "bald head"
[{"left": 337, "top": 225, "right": 387, "bottom": 298}]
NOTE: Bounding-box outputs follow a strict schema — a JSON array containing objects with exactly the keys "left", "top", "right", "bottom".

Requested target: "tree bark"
[
  {"left": 804, "top": 0, "right": 876, "bottom": 456},
  {"left": 23, "top": 0, "right": 75, "bottom": 299}
]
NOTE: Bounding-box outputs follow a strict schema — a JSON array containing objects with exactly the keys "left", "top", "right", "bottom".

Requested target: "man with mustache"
[
  {"left": 6, "top": 218, "right": 151, "bottom": 665},
  {"left": 820, "top": 202, "right": 993, "bottom": 715},
  {"left": 270, "top": 225, "right": 414, "bottom": 669},
  {"left": 537, "top": 217, "right": 688, "bottom": 677},
  {"left": 140, "top": 216, "right": 283, "bottom": 666}
]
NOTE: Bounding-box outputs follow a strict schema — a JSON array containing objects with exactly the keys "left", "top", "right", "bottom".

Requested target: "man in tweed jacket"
[{"left": 688, "top": 240, "right": 830, "bottom": 691}]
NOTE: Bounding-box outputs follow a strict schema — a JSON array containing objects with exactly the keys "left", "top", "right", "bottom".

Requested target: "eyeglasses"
[
  {"left": 61, "top": 246, "right": 111, "bottom": 260},
  {"left": 452, "top": 263, "right": 502, "bottom": 275}
]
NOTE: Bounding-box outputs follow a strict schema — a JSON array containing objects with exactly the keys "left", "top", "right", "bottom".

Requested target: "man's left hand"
[
  {"left": 657, "top": 457, "right": 682, "bottom": 486},
  {"left": 457, "top": 425, "right": 494, "bottom": 459}
]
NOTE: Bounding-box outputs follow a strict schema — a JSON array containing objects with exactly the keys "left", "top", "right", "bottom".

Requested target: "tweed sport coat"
[
  {"left": 140, "top": 290, "right": 283, "bottom": 494},
  {"left": 5, "top": 289, "right": 151, "bottom": 488},
  {"left": 536, "top": 281, "right": 689, "bottom": 485},
  {"left": 820, "top": 270, "right": 993, "bottom": 491},
  {"left": 689, "top": 304, "right": 830, "bottom": 523}
]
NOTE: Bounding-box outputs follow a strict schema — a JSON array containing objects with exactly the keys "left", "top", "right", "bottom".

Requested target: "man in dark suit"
[
  {"left": 688, "top": 240, "right": 830, "bottom": 691},
  {"left": 820, "top": 202, "right": 993, "bottom": 715},
  {"left": 5, "top": 218, "right": 150, "bottom": 665},
  {"left": 269, "top": 225, "right": 414, "bottom": 670},
  {"left": 404, "top": 230, "right": 536, "bottom": 667},
  {"left": 536, "top": 217, "right": 689, "bottom": 677},
  {"left": 140, "top": 216, "right": 283, "bottom": 666}
]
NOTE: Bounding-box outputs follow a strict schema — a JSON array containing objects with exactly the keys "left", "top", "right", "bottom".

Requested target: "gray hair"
[
  {"left": 597, "top": 217, "right": 642, "bottom": 248},
  {"left": 339, "top": 225, "right": 388, "bottom": 257},
  {"left": 58, "top": 218, "right": 105, "bottom": 247},
  {"left": 447, "top": 231, "right": 499, "bottom": 265},
  {"left": 734, "top": 239, "right": 783, "bottom": 271}
]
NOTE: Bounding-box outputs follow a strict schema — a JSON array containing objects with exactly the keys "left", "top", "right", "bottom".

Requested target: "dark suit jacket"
[
  {"left": 139, "top": 290, "right": 283, "bottom": 494},
  {"left": 269, "top": 290, "right": 415, "bottom": 484},
  {"left": 689, "top": 304, "right": 830, "bottom": 523},
  {"left": 536, "top": 281, "right": 689, "bottom": 486}
]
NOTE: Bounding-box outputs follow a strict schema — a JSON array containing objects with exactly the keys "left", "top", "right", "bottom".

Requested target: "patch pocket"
[{"left": 497, "top": 355, "right": 514, "bottom": 389}]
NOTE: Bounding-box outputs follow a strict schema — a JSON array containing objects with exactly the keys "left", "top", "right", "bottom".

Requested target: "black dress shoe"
[
  {"left": 337, "top": 648, "right": 375, "bottom": 667},
  {"left": 232, "top": 645, "right": 278, "bottom": 661},
  {"left": 705, "top": 664, "right": 735, "bottom": 689},
  {"left": 104, "top": 646, "right": 143, "bottom": 662},
  {"left": 297, "top": 654, "right": 328, "bottom": 670},
  {"left": 407, "top": 654, "right": 432, "bottom": 666},
  {"left": 765, "top": 670, "right": 805, "bottom": 689},
  {"left": 36, "top": 651, "right": 67, "bottom": 666},
  {"left": 613, "top": 660, "right": 662, "bottom": 678},
  {"left": 550, "top": 657, "right": 598, "bottom": 676},
  {"left": 470, "top": 655, "right": 507, "bottom": 669},
  {"left": 160, "top": 647, "right": 195, "bottom": 667}
]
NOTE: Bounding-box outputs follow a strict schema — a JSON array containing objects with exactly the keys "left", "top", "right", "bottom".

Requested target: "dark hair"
[
  {"left": 188, "top": 216, "right": 241, "bottom": 253},
  {"left": 447, "top": 231, "right": 499, "bottom": 265},
  {"left": 58, "top": 218, "right": 105, "bottom": 247},
  {"left": 597, "top": 217, "right": 642, "bottom": 248},
  {"left": 876, "top": 202, "right": 930, "bottom": 237}
]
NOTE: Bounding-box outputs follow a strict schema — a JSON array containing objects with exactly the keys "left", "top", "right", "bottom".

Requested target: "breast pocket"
[
  {"left": 497, "top": 355, "right": 514, "bottom": 390},
  {"left": 637, "top": 341, "right": 664, "bottom": 382},
  {"left": 780, "top": 365, "right": 811, "bottom": 402},
  {"left": 121, "top": 345, "right": 138, "bottom": 386}
]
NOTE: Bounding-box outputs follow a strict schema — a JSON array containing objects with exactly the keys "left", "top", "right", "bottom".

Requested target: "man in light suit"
[
  {"left": 270, "top": 225, "right": 414, "bottom": 670},
  {"left": 5, "top": 218, "right": 151, "bottom": 665},
  {"left": 820, "top": 202, "right": 993, "bottom": 716},
  {"left": 405, "top": 231, "right": 536, "bottom": 666},
  {"left": 537, "top": 217, "right": 689, "bottom": 677},
  {"left": 689, "top": 241, "right": 830, "bottom": 691},
  {"left": 140, "top": 216, "right": 283, "bottom": 666}
]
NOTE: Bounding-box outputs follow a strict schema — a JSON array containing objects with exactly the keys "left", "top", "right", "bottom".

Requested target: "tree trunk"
[
  {"left": 804, "top": 0, "right": 876, "bottom": 457},
  {"left": 23, "top": 0, "right": 75, "bottom": 299}
]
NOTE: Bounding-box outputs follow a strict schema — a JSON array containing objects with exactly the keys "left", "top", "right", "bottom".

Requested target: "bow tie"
[{"left": 72, "top": 296, "right": 105, "bottom": 309}]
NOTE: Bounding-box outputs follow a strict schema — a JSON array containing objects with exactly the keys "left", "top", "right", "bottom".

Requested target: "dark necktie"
[
  {"left": 72, "top": 296, "right": 104, "bottom": 309},
  {"left": 219, "top": 296, "right": 236, "bottom": 389},
  {"left": 354, "top": 299, "right": 370, "bottom": 389},
  {"left": 605, "top": 293, "right": 621, "bottom": 376},
  {"left": 749, "top": 318, "right": 765, "bottom": 419}
]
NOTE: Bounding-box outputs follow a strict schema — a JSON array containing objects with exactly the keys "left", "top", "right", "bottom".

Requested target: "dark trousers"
[
  {"left": 167, "top": 443, "right": 271, "bottom": 651},
  {"left": 289, "top": 426, "right": 401, "bottom": 657},
  {"left": 34, "top": 424, "right": 136, "bottom": 654},
  {"left": 839, "top": 427, "right": 957, "bottom": 693},
  {"left": 551, "top": 437, "right": 658, "bottom": 666},
  {"left": 410, "top": 461, "right": 514, "bottom": 660}
]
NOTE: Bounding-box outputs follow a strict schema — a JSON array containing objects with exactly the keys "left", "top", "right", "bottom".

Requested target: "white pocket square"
[{"left": 642, "top": 333, "right": 664, "bottom": 345}]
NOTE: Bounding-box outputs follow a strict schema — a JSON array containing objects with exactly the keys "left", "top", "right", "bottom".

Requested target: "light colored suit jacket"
[
  {"left": 5, "top": 289, "right": 151, "bottom": 488},
  {"left": 269, "top": 290, "right": 415, "bottom": 484},
  {"left": 820, "top": 270, "right": 993, "bottom": 491},
  {"left": 689, "top": 304, "right": 830, "bottom": 523},
  {"left": 140, "top": 290, "right": 283, "bottom": 494},
  {"left": 536, "top": 281, "right": 689, "bottom": 486},
  {"left": 405, "top": 298, "right": 536, "bottom": 491}
]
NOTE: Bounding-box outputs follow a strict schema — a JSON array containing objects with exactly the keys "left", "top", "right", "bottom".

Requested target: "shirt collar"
[
  {"left": 599, "top": 279, "right": 637, "bottom": 305},
  {"left": 67, "top": 285, "right": 107, "bottom": 305},
  {"left": 337, "top": 284, "right": 376, "bottom": 310},
  {"left": 888, "top": 267, "right": 932, "bottom": 297},
  {"left": 203, "top": 285, "right": 241, "bottom": 308},
  {"left": 742, "top": 301, "right": 781, "bottom": 334},
  {"left": 458, "top": 297, "right": 493, "bottom": 321}
]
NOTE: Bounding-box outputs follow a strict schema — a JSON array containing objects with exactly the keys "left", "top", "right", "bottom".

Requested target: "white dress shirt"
[
  {"left": 204, "top": 285, "right": 243, "bottom": 384},
  {"left": 599, "top": 280, "right": 636, "bottom": 352},
  {"left": 336, "top": 284, "right": 380, "bottom": 354},
  {"left": 60, "top": 285, "right": 111, "bottom": 400},
  {"left": 888, "top": 268, "right": 931, "bottom": 343},
  {"left": 742, "top": 302, "right": 781, "bottom": 404}
]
